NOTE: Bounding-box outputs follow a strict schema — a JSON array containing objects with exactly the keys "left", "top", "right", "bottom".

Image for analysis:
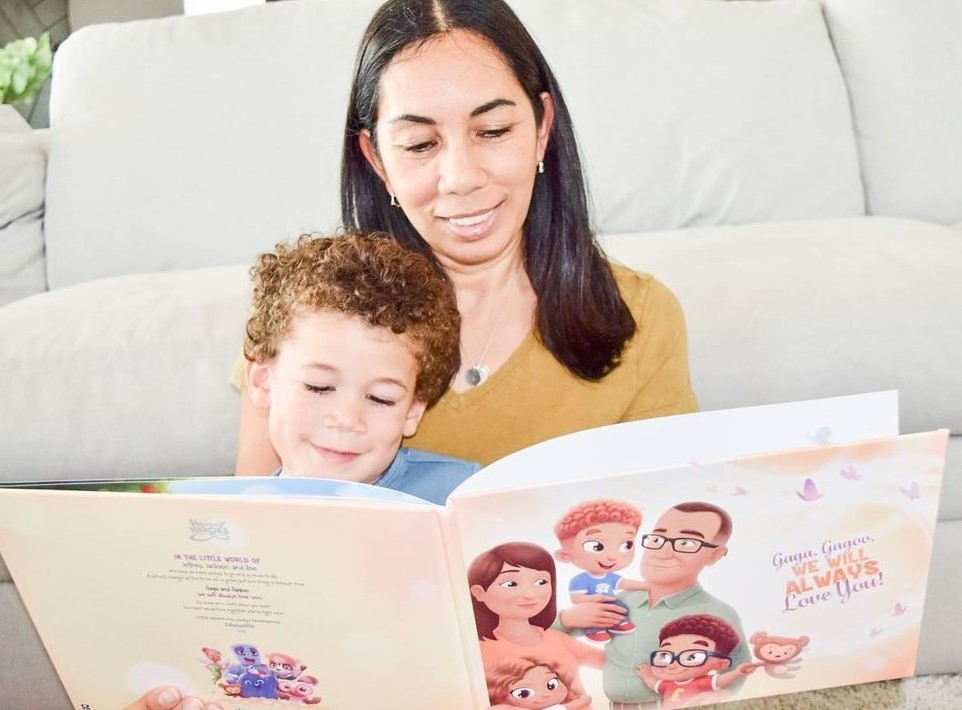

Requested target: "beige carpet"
[{"left": 703, "top": 674, "right": 962, "bottom": 709}]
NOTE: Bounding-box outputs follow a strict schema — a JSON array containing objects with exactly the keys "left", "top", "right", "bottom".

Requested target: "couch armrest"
[{"left": 0, "top": 118, "right": 48, "bottom": 308}]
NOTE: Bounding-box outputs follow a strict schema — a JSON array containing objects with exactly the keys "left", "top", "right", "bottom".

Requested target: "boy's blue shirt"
[{"left": 274, "top": 446, "right": 481, "bottom": 505}]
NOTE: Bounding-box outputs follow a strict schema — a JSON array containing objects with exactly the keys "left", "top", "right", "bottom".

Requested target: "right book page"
[{"left": 444, "top": 392, "right": 946, "bottom": 709}]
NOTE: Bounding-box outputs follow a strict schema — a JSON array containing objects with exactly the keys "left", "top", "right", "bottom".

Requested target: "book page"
[
  {"left": 454, "top": 391, "right": 899, "bottom": 497},
  {"left": 448, "top": 429, "right": 946, "bottom": 708},
  {"left": 0, "top": 489, "right": 478, "bottom": 709}
]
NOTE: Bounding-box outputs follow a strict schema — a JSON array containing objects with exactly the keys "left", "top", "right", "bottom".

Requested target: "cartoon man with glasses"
[
  {"left": 602, "top": 501, "right": 750, "bottom": 709},
  {"left": 636, "top": 613, "right": 757, "bottom": 709}
]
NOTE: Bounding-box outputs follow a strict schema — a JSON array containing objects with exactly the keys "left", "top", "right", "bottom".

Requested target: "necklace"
[{"left": 464, "top": 310, "right": 507, "bottom": 387}]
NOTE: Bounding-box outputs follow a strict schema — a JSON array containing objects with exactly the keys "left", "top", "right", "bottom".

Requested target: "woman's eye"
[
  {"left": 367, "top": 395, "right": 396, "bottom": 407},
  {"left": 479, "top": 126, "right": 511, "bottom": 139},
  {"left": 304, "top": 384, "right": 333, "bottom": 395},
  {"left": 498, "top": 579, "right": 518, "bottom": 588},
  {"left": 510, "top": 688, "right": 534, "bottom": 699},
  {"left": 402, "top": 140, "right": 436, "bottom": 154}
]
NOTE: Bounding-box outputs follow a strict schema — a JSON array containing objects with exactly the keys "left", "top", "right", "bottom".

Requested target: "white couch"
[{"left": 1, "top": 0, "right": 960, "bottom": 705}]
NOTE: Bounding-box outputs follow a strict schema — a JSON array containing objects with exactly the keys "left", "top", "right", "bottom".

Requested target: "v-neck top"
[{"left": 405, "top": 263, "right": 697, "bottom": 465}]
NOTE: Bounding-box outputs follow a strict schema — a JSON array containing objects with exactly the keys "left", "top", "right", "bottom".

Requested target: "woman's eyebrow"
[{"left": 471, "top": 98, "right": 516, "bottom": 117}]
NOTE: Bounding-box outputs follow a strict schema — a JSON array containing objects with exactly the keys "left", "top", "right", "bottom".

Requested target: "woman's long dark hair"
[{"left": 342, "top": 0, "right": 635, "bottom": 380}]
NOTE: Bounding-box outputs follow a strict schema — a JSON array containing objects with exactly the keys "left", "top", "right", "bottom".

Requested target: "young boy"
[
  {"left": 637, "top": 613, "right": 757, "bottom": 709},
  {"left": 243, "top": 231, "right": 480, "bottom": 504},
  {"left": 553, "top": 499, "right": 648, "bottom": 642}
]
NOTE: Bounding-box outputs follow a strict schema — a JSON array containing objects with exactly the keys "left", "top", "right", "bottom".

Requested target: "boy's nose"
[{"left": 323, "top": 403, "right": 366, "bottom": 433}]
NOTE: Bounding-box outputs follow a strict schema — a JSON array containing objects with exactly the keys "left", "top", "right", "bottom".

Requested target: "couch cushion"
[
  {"left": 43, "top": 0, "right": 863, "bottom": 288},
  {"left": 822, "top": 0, "right": 962, "bottom": 224},
  {"left": 0, "top": 120, "right": 47, "bottom": 307},
  {"left": 44, "top": 0, "right": 383, "bottom": 289},
  {"left": 602, "top": 217, "right": 962, "bottom": 521},
  {"left": 0, "top": 265, "right": 250, "bottom": 480},
  {"left": 517, "top": 0, "right": 864, "bottom": 234}
]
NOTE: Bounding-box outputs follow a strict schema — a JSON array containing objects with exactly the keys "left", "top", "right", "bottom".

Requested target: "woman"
[
  {"left": 468, "top": 543, "right": 603, "bottom": 697},
  {"left": 127, "top": 0, "right": 692, "bottom": 706},
  {"left": 235, "top": 0, "right": 697, "bottom": 475}
]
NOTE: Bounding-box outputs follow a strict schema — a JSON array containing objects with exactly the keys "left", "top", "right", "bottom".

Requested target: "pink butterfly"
[
  {"left": 732, "top": 486, "right": 748, "bottom": 496},
  {"left": 893, "top": 603, "right": 907, "bottom": 617},
  {"left": 797, "top": 478, "right": 824, "bottom": 502},
  {"left": 840, "top": 465, "right": 861, "bottom": 480},
  {"left": 869, "top": 627, "right": 883, "bottom": 637},
  {"left": 900, "top": 482, "right": 921, "bottom": 500}
]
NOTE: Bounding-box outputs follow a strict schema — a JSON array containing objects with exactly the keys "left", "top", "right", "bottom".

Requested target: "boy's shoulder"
[{"left": 376, "top": 447, "right": 482, "bottom": 505}]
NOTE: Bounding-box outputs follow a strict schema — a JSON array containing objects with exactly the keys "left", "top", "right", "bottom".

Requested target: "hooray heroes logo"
[{"left": 772, "top": 535, "right": 883, "bottom": 611}]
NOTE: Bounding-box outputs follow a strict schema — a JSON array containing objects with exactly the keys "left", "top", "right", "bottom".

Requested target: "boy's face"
[
  {"left": 248, "top": 311, "right": 427, "bottom": 483},
  {"left": 555, "top": 521, "right": 638, "bottom": 575},
  {"left": 650, "top": 632, "right": 729, "bottom": 682}
]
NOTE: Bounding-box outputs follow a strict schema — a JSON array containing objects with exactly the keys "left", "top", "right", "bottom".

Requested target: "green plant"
[{"left": 0, "top": 33, "right": 54, "bottom": 105}]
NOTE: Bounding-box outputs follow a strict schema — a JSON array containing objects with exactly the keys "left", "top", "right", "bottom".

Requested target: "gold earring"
[
  {"left": 537, "top": 160, "right": 544, "bottom": 174},
  {"left": 390, "top": 193, "right": 398, "bottom": 207}
]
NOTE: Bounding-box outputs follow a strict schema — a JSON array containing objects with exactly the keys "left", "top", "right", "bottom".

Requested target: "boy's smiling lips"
[{"left": 310, "top": 444, "right": 362, "bottom": 463}]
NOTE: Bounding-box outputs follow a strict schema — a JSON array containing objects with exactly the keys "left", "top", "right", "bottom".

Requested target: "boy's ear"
[
  {"left": 403, "top": 399, "right": 428, "bottom": 438},
  {"left": 246, "top": 360, "right": 273, "bottom": 410},
  {"left": 358, "top": 130, "right": 392, "bottom": 191},
  {"left": 554, "top": 549, "right": 572, "bottom": 563}
]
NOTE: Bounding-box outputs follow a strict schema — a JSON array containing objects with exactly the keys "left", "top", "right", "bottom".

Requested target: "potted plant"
[{"left": 0, "top": 32, "right": 54, "bottom": 128}]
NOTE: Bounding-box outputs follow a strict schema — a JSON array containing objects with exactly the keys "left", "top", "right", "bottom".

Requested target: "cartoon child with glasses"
[
  {"left": 601, "top": 502, "right": 750, "bottom": 707},
  {"left": 636, "top": 613, "right": 757, "bottom": 708}
]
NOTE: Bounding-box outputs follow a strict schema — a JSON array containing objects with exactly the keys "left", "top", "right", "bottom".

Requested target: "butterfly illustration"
[
  {"left": 808, "top": 426, "right": 833, "bottom": 446},
  {"left": 869, "top": 627, "right": 883, "bottom": 638},
  {"left": 797, "top": 478, "right": 824, "bottom": 502},
  {"left": 732, "top": 486, "right": 748, "bottom": 496},
  {"left": 840, "top": 465, "right": 861, "bottom": 480},
  {"left": 900, "top": 482, "right": 921, "bottom": 500},
  {"left": 893, "top": 603, "right": 907, "bottom": 617}
]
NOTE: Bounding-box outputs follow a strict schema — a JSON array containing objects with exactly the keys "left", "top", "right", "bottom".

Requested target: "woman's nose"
[{"left": 437, "top": 140, "right": 485, "bottom": 195}]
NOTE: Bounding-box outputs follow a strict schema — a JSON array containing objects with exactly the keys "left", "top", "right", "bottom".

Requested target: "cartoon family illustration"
[
  {"left": 199, "top": 643, "right": 322, "bottom": 703},
  {"left": 469, "top": 500, "right": 811, "bottom": 710}
]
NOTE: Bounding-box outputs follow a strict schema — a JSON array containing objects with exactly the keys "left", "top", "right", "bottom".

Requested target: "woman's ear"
[
  {"left": 246, "top": 360, "right": 273, "bottom": 410},
  {"left": 536, "top": 91, "right": 555, "bottom": 161},
  {"left": 403, "top": 399, "right": 428, "bottom": 438},
  {"left": 358, "top": 130, "right": 391, "bottom": 189}
]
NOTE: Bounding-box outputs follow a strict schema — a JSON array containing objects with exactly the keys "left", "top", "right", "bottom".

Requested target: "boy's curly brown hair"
[{"left": 244, "top": 231, "right": 460, "bottom": 406}]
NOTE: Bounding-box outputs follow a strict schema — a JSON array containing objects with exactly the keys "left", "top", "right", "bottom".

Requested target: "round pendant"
[{"left": 465, "top": 364, "right": 490, "bottom": 387}]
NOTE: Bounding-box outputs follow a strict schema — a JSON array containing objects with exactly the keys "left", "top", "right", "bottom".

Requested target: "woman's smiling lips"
[{"left": 440, "top": 204, "right": 501, "bottom": 239}]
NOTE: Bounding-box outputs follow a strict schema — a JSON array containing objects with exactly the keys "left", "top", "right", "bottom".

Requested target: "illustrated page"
[
  {"left": 448, "top": 431, "right": 946, "bottom": 709},
  {"left": 0, "top": 490, "right": 482, "bottom": 709}
]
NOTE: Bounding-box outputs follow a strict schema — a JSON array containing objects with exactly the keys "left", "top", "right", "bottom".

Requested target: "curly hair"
[
  {"left": 658, "top": 614, "right": 741, "bottom": 657},
  {"left": 553, "top": 499, "right": 642, "bottom": 541},
  {"left": 244, "top": 231, "right": 460, "bottom": 406},
  {"left": 485, "top": 656, "right": 580, "bottom": 707}
]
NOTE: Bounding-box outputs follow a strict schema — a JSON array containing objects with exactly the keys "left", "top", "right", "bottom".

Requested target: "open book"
[{"left": 0, "top": 392, "right": 947, "bottom": 709}]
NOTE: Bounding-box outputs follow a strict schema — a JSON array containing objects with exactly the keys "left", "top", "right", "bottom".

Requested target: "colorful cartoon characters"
[
  {"left": 238, "top": 664, "right": 278, "bottom": 699},
  {"left": 223, "top": 643, "right": 262, "bottom": 684},
  {"left": 199, "top": 647, "right": 227, "bottom": 682},
  {"left": 636, "top": 614, "right": 757, "bottom": 710},
  {"left": 553, "top": 499, "right": 647, "bottom": 642},
  {"left": 268, "top": 652, "right": 307, "bottom": 680},
  {"left": 486, "top": 656, "right": 591, "bottom": 710},
  {"left": 749, "top": 631, "right": 810, "bottom": 678},
  {"left": 278, "top": 674, "right": 323, "bottom": 704}
]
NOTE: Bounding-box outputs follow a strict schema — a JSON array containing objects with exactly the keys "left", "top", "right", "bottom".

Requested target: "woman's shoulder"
[{"left": 607, "top": 261, "right": 683, "bottom": 319}]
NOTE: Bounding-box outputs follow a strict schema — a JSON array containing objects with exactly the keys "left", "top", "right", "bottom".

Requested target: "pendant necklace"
[{"left": 464, "top": 310, "right": 507, "bottom": 387}]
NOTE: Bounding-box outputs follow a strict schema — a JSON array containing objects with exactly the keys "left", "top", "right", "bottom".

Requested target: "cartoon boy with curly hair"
[{"left": 554, "top": 499, "right": 648, "bottom": 643}]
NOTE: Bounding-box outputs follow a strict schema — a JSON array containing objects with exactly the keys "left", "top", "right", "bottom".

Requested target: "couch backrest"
[
  {"left": 43, "top": 0, "right": 864, "bottom": 288},
  {"left": 822, "top": 0, "right": 962, "bottom": 225}
]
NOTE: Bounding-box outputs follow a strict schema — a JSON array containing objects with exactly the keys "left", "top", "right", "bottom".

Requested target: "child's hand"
[
  {"left": 557, "top": 594, "right": 626, "bottom": 629},
  {"left": 736, "top": 662, "right": 759, "bottom": 676},
  {"left": 122, "top": 686, "right": 224, "bottom": 710},
  {"left": 634, "top": 663, "right": 657, "bottom": 688}
]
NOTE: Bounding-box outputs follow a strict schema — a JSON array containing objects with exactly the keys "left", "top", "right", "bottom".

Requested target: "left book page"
[{"left": 0, "top": 481, "right": 485, "bottom": 709}]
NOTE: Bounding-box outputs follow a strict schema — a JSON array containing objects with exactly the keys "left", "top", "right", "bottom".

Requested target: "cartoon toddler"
[
  {"left": 486, "top": 656, "right": 591, "bottom": 710},
  {"left": 553, "top": 499, "right": 647, "bottom": 642},
  {"left": 636, "top": 614, "right": 757, "bottom": 709}
]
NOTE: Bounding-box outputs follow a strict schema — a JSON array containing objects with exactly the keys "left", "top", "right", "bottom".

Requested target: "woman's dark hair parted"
[{"left": 341, "top": 0, "right": 636, "bottom": 381}]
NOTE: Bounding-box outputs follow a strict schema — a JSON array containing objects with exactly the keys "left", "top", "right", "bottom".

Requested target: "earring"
[
  {"left": 537, "top": 160, "right": 544, "bottom": 174},
  {"left": 390, "top": 193, "right": 399, "bottom": 207}
]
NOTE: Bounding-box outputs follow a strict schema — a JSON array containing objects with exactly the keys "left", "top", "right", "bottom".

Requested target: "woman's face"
[
  {"left": 470, "top": 561, "right": 553, "bottom": 621},
  {"left": 360, "top": 30, "right": 553, "bottom": 272}
]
